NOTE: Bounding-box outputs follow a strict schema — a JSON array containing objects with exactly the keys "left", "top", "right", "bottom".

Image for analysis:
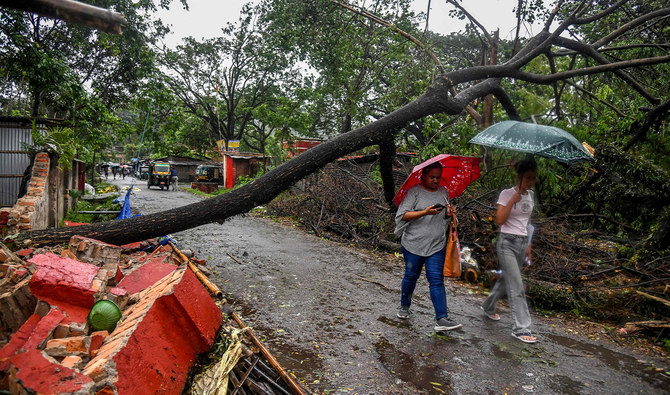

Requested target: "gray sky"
[{"left": 156, "top": 0, "right": 547, "bottom": 48}]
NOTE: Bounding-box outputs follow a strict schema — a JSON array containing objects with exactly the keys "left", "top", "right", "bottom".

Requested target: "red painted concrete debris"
[
  {"left": 117, "top": 260, "right": 178, "bottom": 294},
  {"left": 84, "top": 266, "right": 222, "bottom": 394},
  {"left": 15, "top": 249, "right": 33, "bottom": 257},
  {"left": 22, "top": 308, "right": 65, "bottom": 350},
  {"left": 114, "top": 265, "right": 124, "bottom": 283},
  {"left": 29, "top": 253, "right": 98, "bottom": 323},
  {"left": 64, "top": 221, "right": 89, "bottom": 226},
  {"left": 0, "top": 314, "right": 41, "bottom": 371},
  {"left": 7, "top": 349, "right": 93, "bottom": 394}
]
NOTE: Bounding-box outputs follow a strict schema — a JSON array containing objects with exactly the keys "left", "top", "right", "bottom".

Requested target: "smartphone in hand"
[{"left": 432, "top": 204, "right": 445, "bottom": 209}]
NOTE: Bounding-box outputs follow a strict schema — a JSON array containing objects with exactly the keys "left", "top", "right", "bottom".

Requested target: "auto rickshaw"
[
  {"left": 139, "top": 165, "right": 150, "bottom": 180},
  {"left": 195, "top": 164, "right": 223, "bottom": 183},
  {"left": 147, "top": 162, "right": 171, "bottom": 190}
]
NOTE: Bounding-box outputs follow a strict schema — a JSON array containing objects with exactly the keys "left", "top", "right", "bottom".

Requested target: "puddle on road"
[
  {"left": 374, "top": 336, "right": 451, "bottom": 393},
  {"left": 545, "top": 333, "right": 668, "bottom": 388},
  {"left": 377, "top": 315, "right": 413, "bottom": 329},
  {"left": 491, "top": 343, "right": 517, "bottom": 361},
  {"left": 546, "top": 373, "right": 587, "bottom": 394}
]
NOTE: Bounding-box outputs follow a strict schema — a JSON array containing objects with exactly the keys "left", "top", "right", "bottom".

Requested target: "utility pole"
[{"left": 135, "top": 98, "right": 152, "bottom": 173}]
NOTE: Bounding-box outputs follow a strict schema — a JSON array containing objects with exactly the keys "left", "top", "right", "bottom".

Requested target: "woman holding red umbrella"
[{"left": 394, "top": 161, "right": 462, "bottom": 331}]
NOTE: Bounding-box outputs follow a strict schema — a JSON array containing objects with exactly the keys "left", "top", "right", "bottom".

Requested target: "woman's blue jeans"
[{"left": 400, "top": 246, "right": 448, "bottom": 320}]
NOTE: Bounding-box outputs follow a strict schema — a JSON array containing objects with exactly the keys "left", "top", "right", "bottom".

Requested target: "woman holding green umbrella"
[{"left": 481, "top": 159, "right": 538, "bottom": 343}]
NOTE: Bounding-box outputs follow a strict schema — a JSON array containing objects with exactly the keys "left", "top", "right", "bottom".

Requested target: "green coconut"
[{"left": 88, "top": 300, "right": 122, "bottom": 332}]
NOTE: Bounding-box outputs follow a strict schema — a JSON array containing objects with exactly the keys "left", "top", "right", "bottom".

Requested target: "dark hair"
[
  {"left": 514, "top": 159, "right": 537, "bottom": 176},
  {"left": 421, "top": 161, "right": 443, "bottom": 177}
]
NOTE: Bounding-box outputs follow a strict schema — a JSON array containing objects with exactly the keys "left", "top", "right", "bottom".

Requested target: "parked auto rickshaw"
[
  {"left": 139, "top": 165, "right": 150, "bottom": 180},
  {"left": 147, "top": 162, "right": 171, "bottom": 190},
  {"left": 195, "top": 164, "right": 223, "bottom": 183}
]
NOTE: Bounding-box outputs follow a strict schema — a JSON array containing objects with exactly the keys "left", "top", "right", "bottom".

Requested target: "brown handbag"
[{"left": 444, "top": 214, "right": 461, "bottom": 278}]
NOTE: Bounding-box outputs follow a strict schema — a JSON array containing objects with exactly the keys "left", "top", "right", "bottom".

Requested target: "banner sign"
[
  {"left": 228, "top": 140, "right": 240, "bottom": 151},
  {"left": 216, "top": 139, "right": 226, "bottom": 152}
]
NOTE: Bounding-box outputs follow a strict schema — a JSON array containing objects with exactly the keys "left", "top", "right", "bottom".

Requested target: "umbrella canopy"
[
  {"left": 393, "top": 154, "right": 481, "bottom": 206},
  {"left": 468, "top": 120, "right": 593, "bottom": 164}
]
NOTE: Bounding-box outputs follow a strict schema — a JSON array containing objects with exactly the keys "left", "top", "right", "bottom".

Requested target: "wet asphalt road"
[{"left": 111, "top": 177, "right": 669, "bottom": 394}]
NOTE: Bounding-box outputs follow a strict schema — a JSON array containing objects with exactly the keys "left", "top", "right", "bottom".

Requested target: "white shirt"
[{"left": 497, "top": 187, "right": 534, "bottom": 236}]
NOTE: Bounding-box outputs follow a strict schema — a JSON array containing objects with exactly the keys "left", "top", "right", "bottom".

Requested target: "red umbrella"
[{"left": 393, "top": 154, "right": 481, "bottom": 206}]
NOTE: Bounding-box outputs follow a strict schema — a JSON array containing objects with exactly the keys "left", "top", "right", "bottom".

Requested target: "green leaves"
[{"left": 29, "top": 125, "right": 77, "bottom": 170}]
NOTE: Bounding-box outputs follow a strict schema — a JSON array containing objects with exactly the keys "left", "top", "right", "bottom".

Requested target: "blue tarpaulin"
[
  {"left": 114, "top": 185, "right": 134, "bottom": 220},
  {"left": 113, "top": 184, "right": 175, "bottom": 249}
]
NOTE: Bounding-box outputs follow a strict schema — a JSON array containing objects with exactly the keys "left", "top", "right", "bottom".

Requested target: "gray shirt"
[{"left": 394, "top": 185, "right": 449, "bottom": 256}]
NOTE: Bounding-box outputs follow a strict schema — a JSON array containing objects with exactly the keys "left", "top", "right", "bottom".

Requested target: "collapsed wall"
[
  {"left": 0, "top": 236, "right": 223, "bottom": 394},
  {"left": 0, "top": 151, "right": 83, "bottom": 236}
]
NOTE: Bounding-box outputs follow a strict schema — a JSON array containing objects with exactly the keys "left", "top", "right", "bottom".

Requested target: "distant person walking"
[
  {"left": 394, "top": 161, "right": 462, "bottom": 332},
  {"left": 104, "top": 166, "right": 108, "bottom": 180},
  {"left": 112, "top": 167, "right": 117, "bottom": 180},
  {"left": 122, "top": 167, "right": 126, "bottom": 179},
  {"left": 481, "top": 159, "right": 538, "bottom": 343},
  {"left": 170, "top": 167, "right": 178, "bottom": 191}
]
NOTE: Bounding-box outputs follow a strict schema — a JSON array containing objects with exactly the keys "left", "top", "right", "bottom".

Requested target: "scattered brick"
[
  {"left": 96, "top": 386, "right": 116, "bottom": 395},
  {"left": 70, "top": 322, "right": 87, "bottom": 337},
  {"left": 89, "top": 331, "right": 109, "bottom": 358},
  {"left": 69, "top": 236, "right": 122, "bottom": 267},
  {"left": 52, "top": 323, "right": 70, "bottom": 339},
  {"left": 45, "top": 335, "right": 90, "bottom": 357},
  {"left": 61, "top": 355, "right": 83, "bottom": 370}
]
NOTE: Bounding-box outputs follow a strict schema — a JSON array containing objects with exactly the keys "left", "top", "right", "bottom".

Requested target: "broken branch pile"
[{"left": 267, "top": 162, "right": 395, "bottom": 249}]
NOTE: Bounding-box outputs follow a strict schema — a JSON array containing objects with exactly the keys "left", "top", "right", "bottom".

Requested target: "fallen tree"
[{"left": 10, "top": 1, "right": 670, "bottom": 248}]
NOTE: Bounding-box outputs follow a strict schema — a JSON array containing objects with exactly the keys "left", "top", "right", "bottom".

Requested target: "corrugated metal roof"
[
  {"left": 0, "top": 117, "right": 56, "bottom": 206},
  {"left": 0, "top": 131, "right": 31, "bottom": 207},
  {"left": 224, "top": 152, "right": 270, "bottom": 160}
]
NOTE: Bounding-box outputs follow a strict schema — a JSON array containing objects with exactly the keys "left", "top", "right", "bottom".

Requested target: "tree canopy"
[{"left": 2, "top": 0, "right": 669, "bottom": 255}]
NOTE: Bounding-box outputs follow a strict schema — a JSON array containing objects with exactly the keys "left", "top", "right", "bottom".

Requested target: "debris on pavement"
[{"left": 0, "top": 234, "right": 307, "bottom": 394}]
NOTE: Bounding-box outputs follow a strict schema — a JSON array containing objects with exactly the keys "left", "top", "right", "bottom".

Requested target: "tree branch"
[
  {"left": 590, "top": 7, "right": 670, "bottom": 49},
  {"left": 445, "top": 0, "right": 495, "bottom": 47},
  {"left": 573, "top": 0, "right": 628, "bottom": 24},
  {"left": 565, "top": 80, "right": 625, "bottom": 117},
  {"left": 553, "top": 36, "right": 660, "bottom": 103}
]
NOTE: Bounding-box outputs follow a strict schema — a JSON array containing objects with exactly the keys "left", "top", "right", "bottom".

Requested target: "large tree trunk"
[
  {"left": 1, "top": 0, "right": 126, "bottom": 34},
  {"left": 31, "top": 89, "right": 41, "bottom": 117},
  {"left": 378, "top": 137, "right": 397, "bottom": 210},
  {"left": 14, "top": 77, "right": 502, "bottom": 248}
]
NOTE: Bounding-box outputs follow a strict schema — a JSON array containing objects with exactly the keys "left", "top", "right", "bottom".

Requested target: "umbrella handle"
[
  {"left": 441, "top": 189, "right": 450, "bottom": 205},
  {"left": 441, "top": 189, "right": 454, "bottom": 219}
]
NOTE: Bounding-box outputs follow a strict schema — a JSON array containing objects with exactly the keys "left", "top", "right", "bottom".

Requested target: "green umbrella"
[{"left": 469, "top": 120, "right": 594, "bottom": 164}]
